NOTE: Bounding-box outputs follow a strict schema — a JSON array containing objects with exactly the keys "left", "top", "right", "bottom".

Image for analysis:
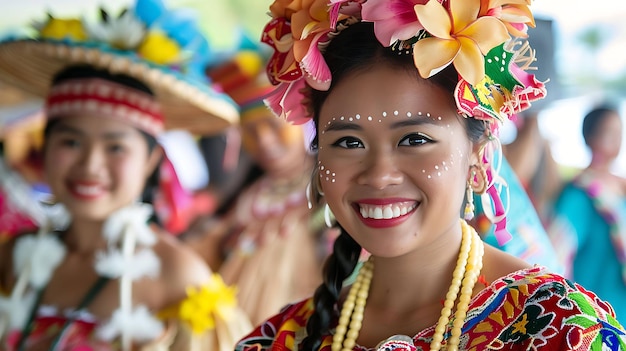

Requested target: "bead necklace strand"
[{"left": 331, "top": 219, "right": 484, "bottom": 351}]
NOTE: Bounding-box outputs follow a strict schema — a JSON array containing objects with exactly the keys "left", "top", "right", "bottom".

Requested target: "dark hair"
[
  {"left": 44, "top": 65, "right": 162, "bottom": 220},
  {"left": 582, "top": 104, "right": 619, "bottom": 147},
  {"left": 300, "top": 22, "right": 487, "bottom": 351}
]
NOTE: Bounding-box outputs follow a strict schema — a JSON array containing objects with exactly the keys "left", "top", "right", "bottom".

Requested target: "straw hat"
[{"left": 0, "top": 0, "right": 240, "bottom": 135}]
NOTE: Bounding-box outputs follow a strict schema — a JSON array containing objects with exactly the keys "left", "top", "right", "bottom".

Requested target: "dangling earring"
[
  {"left": 324, "top": 203, "right": 334, "bottom": 228},
  {"left": 464, "top": 179, "right": 475, "bottom": 221}
]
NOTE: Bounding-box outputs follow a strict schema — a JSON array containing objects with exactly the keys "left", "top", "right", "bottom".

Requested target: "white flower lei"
[{"left": 0, "top": 202, "right": 164, "bottom": 349}]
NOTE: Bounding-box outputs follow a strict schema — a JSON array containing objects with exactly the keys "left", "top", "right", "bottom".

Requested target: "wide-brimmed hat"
[{"left": 0, "top": 0, "right": 239, "bottom": 135}]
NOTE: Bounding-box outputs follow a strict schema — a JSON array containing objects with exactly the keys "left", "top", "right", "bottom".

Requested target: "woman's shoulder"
[{"left": 466, "top": 266, "right": 626, "bottom": 349}]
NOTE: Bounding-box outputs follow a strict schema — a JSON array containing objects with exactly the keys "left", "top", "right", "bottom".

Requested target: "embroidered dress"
[
  {"left": 235, "top": 266, "right": 626, "bottom": 351},
  {"left": 549, "top": 172, "right": 626, "bottom": 320}
]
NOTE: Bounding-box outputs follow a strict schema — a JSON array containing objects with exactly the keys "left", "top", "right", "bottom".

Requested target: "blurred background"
[{"left": 1, "top": 0, "right": 625, "bottom": 176}]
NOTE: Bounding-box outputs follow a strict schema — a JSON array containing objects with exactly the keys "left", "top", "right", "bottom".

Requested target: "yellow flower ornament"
[
  {"left": 178, "top": 274, "right": 239, "bottom": 333},
  {"left": 413, "top": 0, "right": 509, "bottom": 86}
]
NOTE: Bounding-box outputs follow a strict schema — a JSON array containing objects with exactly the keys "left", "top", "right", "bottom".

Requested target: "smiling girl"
[{"left": 235, "top": 0, "right": 626, "bottom": 350}]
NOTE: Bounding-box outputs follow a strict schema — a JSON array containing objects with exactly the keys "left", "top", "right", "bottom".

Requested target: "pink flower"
[
  {"left": 479, "top": 0, "right": 535, "bottom": 38},
  {"left": 264, "top": 80, "right": 310, "bottom": 125},
  {"left": 361, "top": 0, "right": 430, "bottom": 46}
]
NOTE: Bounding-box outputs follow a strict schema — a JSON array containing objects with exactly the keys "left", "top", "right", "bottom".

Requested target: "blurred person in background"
[
  {"left": 185, "top": 50, "right": 330, "bottom": 326},
  {"left": 549, "top": 104, "right": 626, "bottom": 319},
  {"left": 0, "top": 0, "right": 252, "bottom": 349},
  {"left": 502, "top": 17, "right": 564, "bottom": 224}
]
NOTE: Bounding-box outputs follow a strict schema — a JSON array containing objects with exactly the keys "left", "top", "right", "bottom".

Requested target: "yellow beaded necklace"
[{"left": 331, "top": 219, "right": 484, "bottom": 351}]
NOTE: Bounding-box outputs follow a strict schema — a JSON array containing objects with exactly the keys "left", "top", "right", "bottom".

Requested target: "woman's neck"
[
  {"left": 62, "top": 218, "right": 108, "bottom": 254},
  {"left": 366, "top": 226, "right": 463, "bottom": 312},
  {"left": 588, "top": 154, "right": 615, "bottom": 173}
]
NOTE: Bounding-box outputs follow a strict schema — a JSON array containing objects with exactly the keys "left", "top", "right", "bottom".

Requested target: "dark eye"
[
  {"left": 332, "top": 136, "right": 364, "bottom": 149},
  {"left": 60, "top": 138, "right": 80, "bottom": 148},
  {"left": 108, "top": 144, "right": 126, "bottom": 154},
  {"left": 399, "top": 133, "right": 432, "bottom": 146}
]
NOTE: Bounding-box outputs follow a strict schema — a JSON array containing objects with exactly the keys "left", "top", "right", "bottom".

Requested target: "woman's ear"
[{"left": 145, "top": 145, "right": 164, "bottom": 179}]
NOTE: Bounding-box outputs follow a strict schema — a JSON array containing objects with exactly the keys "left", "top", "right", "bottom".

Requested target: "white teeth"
[
  {"left": 383, "top": 207, "right": 393, "bottom": 219},
  {"left": 75, "top": 185, "right": 101, "bottom": 195},
  {"left": 359, "top": 203, "right": 417, "bottom": 220}
]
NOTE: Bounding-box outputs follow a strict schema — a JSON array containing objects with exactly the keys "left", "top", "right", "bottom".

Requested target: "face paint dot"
[
  {"left": 332, "top": 173, "right": 336, "bottom": 176},
  {"left": 393, "top": 110, "right": 399, "bottom": 116},
  {"left": 435, "top": 165, "right": 439, "bottom": 170},
  {"left": 437, "top": 172, "right": 441, "bottom": 176},
  {"left": 349, "top": 117, "right": 353, "bottom": 121},
  {"left": 437, "top": 116, "right": 442, "bottom": 120},
  {"left": 332, "top": 179, "right": 336, "bottom": 183},
  {"left": 368, "top": 116, "right": 372, "bottom": 121},
  {"left": 426, "top": 113, "right": 431, "bottom": 117},
  {"left": 382, "top": 111, "right": 387, "bottom": 117},
  {"left": 356, "top": 114, "right": 361, "bottom": 119},
  {"left": 407, "top": 112, "right": 412, "bottom": 117},
  {"left": 427, "top": 175, "right": 432, "bottom": 179},
  {"left": 445, "top": 167, "right": 449, "bottom": 171},
  {"left": 326, "top": 170, "right": 330, "bottom": 174},
  {"left": 378, "top": 120, "right": 382, "bottom": 123},
  {"left": 326, "top": 177, "right": 329, "bottom": 181},
  {"left": 422, "top": 169, "right": 426, "bottom": 173},
  {"left": 340, "top": 116, "right": 345, "bottom": 120},
  {"left": 320, "top": 165, "right": 325, "bottom": 170}
]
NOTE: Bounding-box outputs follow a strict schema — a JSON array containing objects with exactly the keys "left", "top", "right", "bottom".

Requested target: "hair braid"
[{"left": 300, "top": 226, "right": 361, "bottom": 351}]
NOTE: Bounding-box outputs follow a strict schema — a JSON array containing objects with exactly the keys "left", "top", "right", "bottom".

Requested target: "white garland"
[
  {"left": 96, "top": 305, "right": 163, "bottom": 342},
  {"left": 2, "top": 202, "right": 163, "bottom": 348}
]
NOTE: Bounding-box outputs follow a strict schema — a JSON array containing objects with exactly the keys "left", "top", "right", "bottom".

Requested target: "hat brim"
[{"left": 0, "top": 39, "right": 239, "bottom": 135}]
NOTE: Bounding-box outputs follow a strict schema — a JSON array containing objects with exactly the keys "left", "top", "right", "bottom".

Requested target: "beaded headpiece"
[{"left": 261, "top": 0, "right": 547, "bottom": 130}]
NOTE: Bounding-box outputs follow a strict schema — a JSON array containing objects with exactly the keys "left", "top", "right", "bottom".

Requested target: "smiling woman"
[
  {"left": 0, "top": 0, "right": 252, "bottom": 349},
  {"left": 234, "top": 1, "right": 626, "bottom": 351}
]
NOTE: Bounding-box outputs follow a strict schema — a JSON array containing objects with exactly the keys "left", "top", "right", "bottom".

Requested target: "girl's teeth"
[{"left": 359, "top": 203, "right": 416, "bottom": 219}]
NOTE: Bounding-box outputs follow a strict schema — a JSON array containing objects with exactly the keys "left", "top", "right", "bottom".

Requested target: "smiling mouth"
[{"left": 357, "top": 202, "right": 418, "bottom": 220}]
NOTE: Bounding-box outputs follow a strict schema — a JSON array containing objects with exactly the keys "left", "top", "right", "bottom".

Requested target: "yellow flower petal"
[
  {"left": 414, "top": 1, "right": 452, "bottom": 40},
  {"left": 450, "top": 0, "right": 481, "bottom": 33},
  {"left": 413, "top": 37, "right": 459, "bottom": 79},
  {"left": 454, "top": 36, "right": 485, "bottom": 85},
  {"left": 458, "top": 16, "right": 508, "bottom": 55}
]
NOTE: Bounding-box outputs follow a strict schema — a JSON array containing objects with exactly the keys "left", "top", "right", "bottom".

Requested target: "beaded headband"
[
  {"left": 46, "top": 78, "right": 164, "bottom": 136},
  {"left": 261, "top": 0, "right": 547, "bottom": 129}
]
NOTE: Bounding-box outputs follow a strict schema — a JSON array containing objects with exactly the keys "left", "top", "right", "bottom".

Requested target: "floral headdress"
[{"left": 261, "top": 0, "right": 547, "bottom": 129}]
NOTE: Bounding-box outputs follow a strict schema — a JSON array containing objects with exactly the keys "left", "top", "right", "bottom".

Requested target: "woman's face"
[
  {"left": 317, "top": 65, "right": 479, "bottom": 257},
  {"left": 589, "top": 111, "right": 623, "bottom": 161},
  {"left": 44, "top": 115, "right": 160, "bottom": 222},
  {"left": 241, "top": 111, "right": 306, "bottom": 175}
]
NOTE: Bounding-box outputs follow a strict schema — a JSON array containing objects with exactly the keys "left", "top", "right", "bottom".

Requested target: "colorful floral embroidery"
[{"left": 236, "top": 267, "right": 626, "bottom": 351}]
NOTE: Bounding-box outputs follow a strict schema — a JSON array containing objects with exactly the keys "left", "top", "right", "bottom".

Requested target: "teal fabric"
[
  {"left": 476, "top": 158, "right": 564, "bottom": 275},
  {"left": 551, "top": 181, "right": 626, "bottom": 320}
]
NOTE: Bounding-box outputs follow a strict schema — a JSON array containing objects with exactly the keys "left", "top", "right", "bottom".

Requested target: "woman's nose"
[
  {"left": 356, "top": 151, "right": 403, "bottom": 190},
  {"left": 79, "top": 145, "right": 105, "bottom": 174}
]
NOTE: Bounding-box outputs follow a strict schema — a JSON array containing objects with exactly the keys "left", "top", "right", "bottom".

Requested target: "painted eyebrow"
[{"left": 323, "top": 117, "right": 440, "bottom": 132}]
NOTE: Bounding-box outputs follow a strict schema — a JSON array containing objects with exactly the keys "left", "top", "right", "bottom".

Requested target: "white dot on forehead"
[
  {"left": 368, "top": 116, "right": 372, "bottom": 121},
  {"left": 382, "top": 111, "right": 387, "bottom": 117},
  {"left": 340, "top": 116, "right": 345, "bottom": 120},
  {"left": 393, "top": 110, "right": 399, "bottom": 116},
  {"left": 356, "top": 114, "right": 361, "bottom": 119},
  {"left": 407, "top": 112, "right": 412, "bottom": 117},
  {"left": 349, "top": 117, "right": 353, "bottom": 121}
]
